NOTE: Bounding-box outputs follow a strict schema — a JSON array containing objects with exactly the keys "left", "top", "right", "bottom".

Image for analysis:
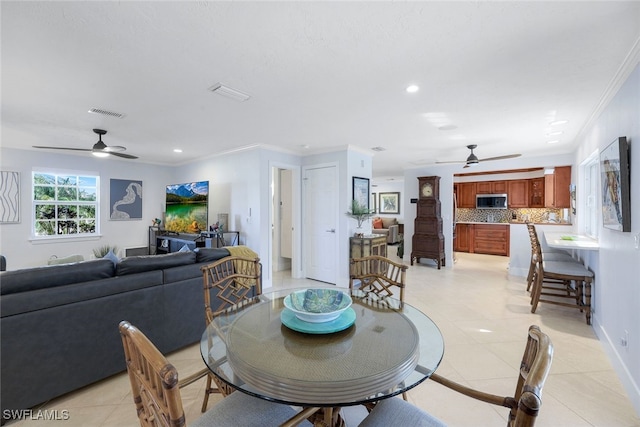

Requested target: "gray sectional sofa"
[{"left": 0, "top": 247, "right": 237, "bottom": 423}]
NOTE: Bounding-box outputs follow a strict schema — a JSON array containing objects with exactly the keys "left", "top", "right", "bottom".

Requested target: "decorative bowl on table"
[{"left": 283, "top": 288, "right": 352, "bottom": 323}]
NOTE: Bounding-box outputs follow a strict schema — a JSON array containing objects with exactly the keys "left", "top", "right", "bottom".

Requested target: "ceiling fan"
[
  {"left": 436, "top": 144, "right": 520, "bottom": 168},
  {"left": 33, "top": 129, "right": 138, "bottom": 159}
]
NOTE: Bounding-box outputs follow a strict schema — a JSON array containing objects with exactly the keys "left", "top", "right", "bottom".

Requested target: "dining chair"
[
  {"left": 349, "top": 255, "right": 408, "bottom": 305},
  {"left": 359, "top": 325, "right": 553, "bottom": 427},
  {"left": 196, "top": 256, "right": 263, "bottom": 412},
  {"left": 118, "top": 320, "right": 307, "bottom": 427},
  {"left": 349, "top": 255, "right": 409, "bottom": 401}
]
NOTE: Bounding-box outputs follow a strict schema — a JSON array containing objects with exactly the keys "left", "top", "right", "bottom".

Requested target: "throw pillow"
[
  {"left": 178, "top": 244, "right": 192, "bottom": 253},
  {"left": 372, "top": 218, "right": 383, "bottom": 229},
  {"left": 103, "top": 249, "right": 119, "bottom": 266}
]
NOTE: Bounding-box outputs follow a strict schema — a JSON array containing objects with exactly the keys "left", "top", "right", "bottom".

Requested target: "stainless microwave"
[{"left": 476, "top": 194, "right": 508, "bottom": 209}]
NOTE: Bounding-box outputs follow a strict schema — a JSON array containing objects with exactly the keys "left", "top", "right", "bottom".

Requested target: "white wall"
[
  {"left": 0, "top": 148, "right": 173, "bottom": 268},
  {"left": 573, "top": 62, "right": 640, "bottom": 414}
]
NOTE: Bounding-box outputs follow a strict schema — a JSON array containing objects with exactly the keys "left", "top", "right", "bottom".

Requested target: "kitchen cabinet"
[
  {"left": 529, "top": 178, "right": 545, "bottom": 207},
  {"left": 545, "top": 166, "right": 571, "bottom": 208},
  {"left": 453, "top": 223, "right": 509, "bottom": 256},
  {"left": 476, "top": 181, "right": 507, "bottom": 194},
  {"left": 457, "top": 182, "right": 477, "bottom": 208},
  {"left": 454, "top": 223, "right": 471, "bottom": 252},
  {"left": 473, "top": 224, "right": 510, "bottom": 256},
  {"left": 507, "top": 180, "right": 529, "bottom": 208}
]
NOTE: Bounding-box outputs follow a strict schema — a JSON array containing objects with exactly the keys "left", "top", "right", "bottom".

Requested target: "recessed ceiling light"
[
  {"left": 547, "top": 140, "right": 560, "bottom": 144},
  {"left": 546, "top": 131, "right": 563, "bottom": 137},
  {"left": 173, "top": 148, "right": 183, "bottom": 153},
  {"left": 371, "top": 146, "right": 386, "bottom": 152},
  {"left": 438, "top": 124, "right": 457, "bottom": 131},
  {"left": 549, "top": 120, "right": 568, "bottom": 126},
  {"left": 406, "top": 85, "right": 419, "bottom": 93}
]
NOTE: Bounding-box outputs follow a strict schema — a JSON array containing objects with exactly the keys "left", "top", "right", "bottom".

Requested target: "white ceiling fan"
[
  {"left": 436, "top": 144, "right": 521, "bottom": 168},
  {"left": 33, "top": 129, "right": 138, "bottom": 159}
]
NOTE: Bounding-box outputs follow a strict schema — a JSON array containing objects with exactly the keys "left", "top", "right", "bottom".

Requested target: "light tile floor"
[{"left": 7, "top": 252, "right": 640, "bottom": 426}]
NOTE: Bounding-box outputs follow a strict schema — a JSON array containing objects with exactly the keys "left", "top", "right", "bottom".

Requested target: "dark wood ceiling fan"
[
  {"left": 33, "top": 129, "right": 138, "bottom": 159},
  {"left": 436, "top": 144, "right": 520, "bottom": 168}
]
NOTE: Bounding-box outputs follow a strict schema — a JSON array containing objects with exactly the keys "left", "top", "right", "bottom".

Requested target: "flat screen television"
[{"left": 165, "top": 181, "right": 208, "bottom": 234}]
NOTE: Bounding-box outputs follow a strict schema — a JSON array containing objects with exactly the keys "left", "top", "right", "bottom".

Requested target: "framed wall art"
[
  {"left": 0, "top": 171, "right": 20, "bottom": 223},
  {"left": 110, "top": 179, "right": 143, "bottom": 220},
  {"left": 600, "top": 136, "right": 630, "bottom": 232},
  {"left": 379, "top": 192, "right": 400, "bottom": 214},
  {"left": 352, "top": 176, "right": 369, "bottom": 208}
]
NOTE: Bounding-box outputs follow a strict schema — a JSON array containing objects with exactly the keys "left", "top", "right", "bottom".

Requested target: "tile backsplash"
[{"left": 456, "top": 208, "right": 570, "bottom": 224}]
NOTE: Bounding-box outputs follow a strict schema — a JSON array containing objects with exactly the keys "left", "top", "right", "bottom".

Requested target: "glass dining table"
[{"left": 200, "top": 287, "right": 444, "bottom": 427}]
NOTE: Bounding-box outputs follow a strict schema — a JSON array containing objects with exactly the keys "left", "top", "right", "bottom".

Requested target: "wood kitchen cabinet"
[
  {"left": 457, "top": 182, "right": 477, "bottom": 208},
  {"left": 476, "top": 181, "right": 507, "bottom": 194},
  {"left": 473, "top": 224, "right": 510, "bottom": 256},
  {"left": 453, "top": 223, "right": 509, "bottom": 256},
  {"left": 545, "top": 166, "right": 571, "bottom": 208},
  {"left": 454, "top": 223, "right": 471, "bottom": 252},
  {"left": 507, "top": 180, "right": 529, "bottom": 208},
  {"left": 529, "top": 177, "right": 545, "bottom": 207}
]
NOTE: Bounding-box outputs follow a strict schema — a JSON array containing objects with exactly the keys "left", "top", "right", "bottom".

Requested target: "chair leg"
[
  {"left": 402, "top": 391, "right": 408, "bottom": 401},
  {"left": 526, "top": 258, "right": 535, "bottom": 292},
  {"left": 584, "top": 279, "right": 592, "bottom": 325},
  {"left": 201, "top": 373, "right": 213, "bottom": 413},
  {"left": 530, "top": 268, "right": 543, "bottom": 313}
]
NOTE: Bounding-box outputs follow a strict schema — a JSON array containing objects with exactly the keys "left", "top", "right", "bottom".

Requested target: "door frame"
[{"left": 268, "top": 161, "right": 302, "bottom": 280}]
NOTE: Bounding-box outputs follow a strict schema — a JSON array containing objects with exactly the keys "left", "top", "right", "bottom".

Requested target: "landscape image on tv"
[{"left": 165, "top": 181, "right": 208, "bottom": 234}]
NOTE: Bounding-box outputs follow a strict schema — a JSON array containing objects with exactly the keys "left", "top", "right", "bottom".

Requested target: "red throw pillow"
[{"left": 373, "top": 218, "right": 383, "bottom": 229}]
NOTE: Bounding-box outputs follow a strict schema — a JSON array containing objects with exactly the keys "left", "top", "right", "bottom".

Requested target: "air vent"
[
  {"left": 88, "top": 108, "right": 126, "bottom": 119},
  {"left": 371, "top": 146, "right": 386, "bottom": 152},
  {"left": 208, "top": 83, "right": 251, "bottom": 102}
]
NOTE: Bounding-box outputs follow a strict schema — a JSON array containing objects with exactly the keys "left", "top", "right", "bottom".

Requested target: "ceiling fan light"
[{"left": 92, "top": 151, "right": 109, "bottom": 158}]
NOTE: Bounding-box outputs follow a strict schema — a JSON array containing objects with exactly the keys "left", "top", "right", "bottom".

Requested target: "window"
[
  {"left": 32, "top": 171, "right": 100, "bottom": 238},
  {"left": 581, "top": 153, "right": 599, "bottom": 239}
]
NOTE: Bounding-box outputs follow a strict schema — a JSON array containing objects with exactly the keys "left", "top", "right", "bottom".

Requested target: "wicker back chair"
[
  {"left": 197, "top": 256, "right": 262, "bottom": 411},
  {"left": 119, "top": 321, "right": 304, "bottom": 427},
  {"left": 349, "top": 255, "right": 408, "bottom": 305},
  {"left": 359, "top": 325, "right": 553, "bottom": 427},
  {"left": 350, "top": 255, "right": 409, "bottom": 401}
]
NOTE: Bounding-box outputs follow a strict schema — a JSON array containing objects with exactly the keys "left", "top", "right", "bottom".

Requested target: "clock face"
[{"left": 422, "top": 183, "right": 433, "bottom": 197}]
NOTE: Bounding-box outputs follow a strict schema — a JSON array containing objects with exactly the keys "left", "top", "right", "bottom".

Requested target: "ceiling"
[{"left": 2, "top": 1, "right": 639, "bottom": 178}]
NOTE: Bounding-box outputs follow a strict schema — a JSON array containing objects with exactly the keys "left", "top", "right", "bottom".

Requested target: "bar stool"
[
  {"left": 529, "top": 236, "right": 594, "bottom": 324},
  {"left": 525, "top": 224, "right": 576, "bottom": 292}
]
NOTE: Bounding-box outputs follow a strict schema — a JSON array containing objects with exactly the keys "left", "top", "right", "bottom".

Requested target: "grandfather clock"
[{"left": 411, "top": 176, "right": 446, "bottom": 269}]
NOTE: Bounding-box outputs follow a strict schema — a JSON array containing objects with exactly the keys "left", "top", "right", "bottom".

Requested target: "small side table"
[{"left": 350, "top": 235, "right": 387, "bottom": 259}]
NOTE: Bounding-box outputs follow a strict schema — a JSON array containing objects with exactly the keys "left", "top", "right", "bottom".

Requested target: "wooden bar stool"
[
  {"left": 530, "top": 257, "right": 594, "bottom": 325},
  {"left": 525, "top": 224, "right": 576, "bottom": 292}
]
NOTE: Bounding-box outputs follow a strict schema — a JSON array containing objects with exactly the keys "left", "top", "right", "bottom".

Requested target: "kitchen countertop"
[{"left": 456, "top": 221, "right": 510, "bottom": 225}]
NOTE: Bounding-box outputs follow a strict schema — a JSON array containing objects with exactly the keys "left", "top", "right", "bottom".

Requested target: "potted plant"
[
  {"left": 346, "top": 200, "right": 375, "bottom": 237},
  {"left": 93, "top": 245, "right": 119, "bottom": 258}
]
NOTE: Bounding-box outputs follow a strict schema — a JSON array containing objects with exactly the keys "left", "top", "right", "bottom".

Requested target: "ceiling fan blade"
[
  {"left": 33, "top": 146, "right": 91, "bottom": 152},
  {"left": 104, "top": 145, "right": 126, "bottom": 153},
  {"left": 479, "top": 154, "right": 522, "bottom": 162},
  {"left": 110, "top": 152, "right": 138, "bottom": 159},
  {"left": 435, "top": 160, "right": 467, "bottom": 164}
]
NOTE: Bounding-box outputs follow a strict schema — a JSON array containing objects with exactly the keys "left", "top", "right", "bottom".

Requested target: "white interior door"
[{"left": 304, "top": 165, "right": 337, "bottom": 283}]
